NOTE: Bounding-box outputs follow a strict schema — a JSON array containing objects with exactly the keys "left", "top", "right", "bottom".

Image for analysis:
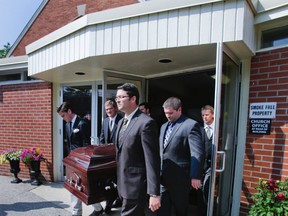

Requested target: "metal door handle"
[{"left": 216, "top": 151, "right": 226, "bottom": 172}]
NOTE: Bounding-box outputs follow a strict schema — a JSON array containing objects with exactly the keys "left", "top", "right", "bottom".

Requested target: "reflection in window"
[{"left": 261, "top": 25, "right": 288, "bottom": 49}]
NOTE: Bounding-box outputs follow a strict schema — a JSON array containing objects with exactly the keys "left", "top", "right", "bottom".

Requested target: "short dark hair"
[
  {"left": 117, "top": 83, "right": 140, "bottom": 105},
  {"left": 57, "top": 101, "right": 75, "bottom": 113},
  {"left": 139, "top": 102, "right": 150, "bottom": 109}
]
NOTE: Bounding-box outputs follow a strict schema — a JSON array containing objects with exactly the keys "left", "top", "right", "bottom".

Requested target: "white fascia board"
[
  {"left": 0, "top": 56, "right": 28, "bottom": 71},
  {"left": 255, "top": 4, "right": 288, "bottom": 24},
  {"left": 256, "top": 0, "right": 288, "bottom": 13},
  {"left": 26, "top": 0, "right": 223, "bottom": 54}
]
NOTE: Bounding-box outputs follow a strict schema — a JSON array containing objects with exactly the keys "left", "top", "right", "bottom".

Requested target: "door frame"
[{"left": 207, "top": 42, "right": 242, "bottom": 216}]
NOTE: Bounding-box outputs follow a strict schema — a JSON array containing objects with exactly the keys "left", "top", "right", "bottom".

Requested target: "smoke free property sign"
[
  {"left": 249, "top": 102, "right": 277, "bottom": 119},
  {"left": 249, "top": 102, "right": 277, "bottom": 135}
]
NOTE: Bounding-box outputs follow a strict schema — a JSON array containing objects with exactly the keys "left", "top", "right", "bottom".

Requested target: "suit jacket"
[
  {"left": 201, "top": 126, "right": 212, "bottom": 171},
  {"left": 159, "top": 115, "right": 204, "bottom": 189},
  {"left": 115, "top": 109, "right": 160, "bottom": 199},
  {"left": 66, "top": 116, "right": 90, "bottom": 153},
  {"left": 99, "top": 114, "right": 122, "bottom": 144}
]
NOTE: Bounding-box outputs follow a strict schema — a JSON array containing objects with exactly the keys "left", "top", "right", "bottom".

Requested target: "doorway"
[
  {"left": 147, "top": 55, "right": 240, "bottom": 216},
  {"left": 147, "top": 70, "right": 215, "bottom": 126}
]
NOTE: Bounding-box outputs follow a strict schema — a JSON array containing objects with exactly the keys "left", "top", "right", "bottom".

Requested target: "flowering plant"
[
  {"left": 249, "top": 178, "right": 288, "bottom": 216},
  {"left": 20, "top": 148, "right": 44, "bottom": 164},
  {"left": 0, "top": 148, "right": 21, "bottom": 164}
]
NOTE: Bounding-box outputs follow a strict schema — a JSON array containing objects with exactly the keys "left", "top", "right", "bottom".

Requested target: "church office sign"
[{"left": 249, "top": 102, "right": 277, "bottom": 135}]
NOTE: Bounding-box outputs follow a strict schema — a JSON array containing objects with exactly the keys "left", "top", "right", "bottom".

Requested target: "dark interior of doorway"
[{"left": 147, "top": 69, "right": 216, "bottom": 126}]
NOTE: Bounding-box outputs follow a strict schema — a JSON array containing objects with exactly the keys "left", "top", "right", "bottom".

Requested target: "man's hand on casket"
[{"left": 149, "top": 196, "right": 161, "bottom": 212}]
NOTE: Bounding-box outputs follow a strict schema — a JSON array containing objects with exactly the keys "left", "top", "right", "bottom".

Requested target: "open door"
[
  {"left": 207, "top": 43, "right": 241, "bottom": 215},
  {"left": 100, "top": 71, "right": 145, "bottom": 132}
]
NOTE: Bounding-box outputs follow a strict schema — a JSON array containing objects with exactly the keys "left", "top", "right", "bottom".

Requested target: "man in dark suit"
[
  {"left": 96, "top": 99, "right": 122, "bottom": 214},
  {"left": 57, "top": 102, "right": 103, "bottom": 216},
  {"left": 158, "top": 97, "right": 205, "bottom": 216},
  {"left": 99, "top": 99, "right": 122, "bottom": 144},
  {"left": 115, "top": 83, "right": 161, "bottom": 216},
  {"left": 196, "top": 105, "right": 214, "bottom": 216}
]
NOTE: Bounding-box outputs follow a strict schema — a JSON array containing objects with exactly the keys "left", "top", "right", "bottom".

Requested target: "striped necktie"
[
  {"left": 118, "top": 118, "right": 128, "bottom": 143},
  {"left": 206, "top": 126, "right": 212, "bottom": 139},
  {"left": 164, "top": 122, "right": 174, "bottom": 148},
  {"left": 109, "top": 119, "right": 113, "bottom": 131}
]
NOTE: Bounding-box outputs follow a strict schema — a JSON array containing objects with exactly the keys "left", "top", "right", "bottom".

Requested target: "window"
[
  {"left": 0, "top": 73, "right": 21, "bottom": 82},
  {"left": 0, "top": 71, "right": 38, "bottom": 84},
  {"left": 261, "top": 25, "right": 288, "bottom": 49}
]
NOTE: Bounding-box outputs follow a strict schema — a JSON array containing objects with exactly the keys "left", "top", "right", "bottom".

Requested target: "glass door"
[
  {"left": 207, "top": 43, "right": 241, "bottom": 215},
  {"left": 101, "top": 71, "right": 145, "bottom": 119}
]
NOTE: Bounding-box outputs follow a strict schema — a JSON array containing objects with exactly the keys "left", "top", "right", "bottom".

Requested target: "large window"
[{"left": 261, "top": 25, "right": 288, "bottom": 49}]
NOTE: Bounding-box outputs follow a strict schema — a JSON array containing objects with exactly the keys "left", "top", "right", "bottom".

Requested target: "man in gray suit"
[
  {"left": 115, "top": 83, "right": 161, "bottom": 216},
  {"left": 158, "top": 97, "right": 204, "bottom": 216},
  {"left": 99, "top": 99, "right": 122, "bottom": 144}
]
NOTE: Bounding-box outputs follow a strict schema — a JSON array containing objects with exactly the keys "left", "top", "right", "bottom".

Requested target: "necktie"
[
  {"left": 163, "top": 122, "right": 174, "bottom": 148},
  {"left": 109, "top": 119, "right": 113, "bottom": 131},
  {"left": 118, "top": 118, "right": 128, "bottom": 143},
  {"left": 70, "top": 122, "right": 73, "bottom": 133},
  {"left": 206, "top": 126, "right": 212, "bottom": 139}
]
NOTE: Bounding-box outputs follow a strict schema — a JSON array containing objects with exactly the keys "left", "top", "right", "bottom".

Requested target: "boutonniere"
[{"left": 73, "top": 128, "right": 80, "bottom": 133}]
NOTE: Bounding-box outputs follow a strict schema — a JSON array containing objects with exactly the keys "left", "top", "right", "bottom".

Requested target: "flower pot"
[
  {"left": 29, "top": 160, "right": 42, "bottom": 186},
  {"left": 7, "top": 159, "right": 22, "bottom": 184}
]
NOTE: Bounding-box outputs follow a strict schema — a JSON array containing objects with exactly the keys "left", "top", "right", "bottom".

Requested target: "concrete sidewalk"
[
  {"left": 0, "top": 175, "right": 197, "bottom": 216},
  {"left": 0, "top": 175, "right": 120, "bottom": 216}
]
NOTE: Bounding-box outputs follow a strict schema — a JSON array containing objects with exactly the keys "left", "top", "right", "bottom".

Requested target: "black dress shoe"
[
  {"left": 112, "top": 197, "right": 122, "bottom": 208},
  {"left": 89, "top": 208, "right": 104, "bottom": 216},
  {"left": 105, "top": 200, "right": 113, "bottom": 214}
]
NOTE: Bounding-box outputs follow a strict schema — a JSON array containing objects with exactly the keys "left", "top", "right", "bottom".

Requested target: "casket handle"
[{"left": 73, "top": 172, "right": 83, "bottom": 191}]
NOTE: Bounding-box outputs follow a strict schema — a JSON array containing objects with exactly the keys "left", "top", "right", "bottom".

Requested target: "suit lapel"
[
  {"left": 163, "top": 115, "right": 185, "bottom": 150},
  {"left": 117, "top": 110, "right": 140, "bottom": 150}
]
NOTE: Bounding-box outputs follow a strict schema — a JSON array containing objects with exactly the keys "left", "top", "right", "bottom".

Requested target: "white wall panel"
[
  {"left": 95, "top": 24, "right": 105, "bottom": 56},
  {"left": 200, "top": 5, "right": 212, "bottom": 44},
  {"left": 112, "top": 21, "right": 121, "bottom": 54},
  {"left": 60, "top": 39, "right": 66, "bottom": 67},
  {"left": 178, "top": 8, "right": 190, "bottom": 46},
  {"left": 130, "top": 18, "right": 139, "bottom": 52},
  {"left": 138, "top": 16, "right": 148, "bottom": 51},
  {"left": 147, "top": 14, "right": 158, "bottom": 50},
  {"left": 120, "top": 20, "right": 130, "bottom": 52},
  {"left": 223, "top": 2, "right": 237, "bottom": 42},
  {"left": 158, "top": 12, "right": 168, "bottom": 49},
  {"left": 69, "top": 35, "right": 75, "bottom": 62},
  {"left": 167, "top": 10, "right": 178, "bottom": 47},
  {"left": 87, "top": 27, "right": 95, "bottom": 57},
  {"left": 211, "top": 3, "right": 224, "bottom": 42},
  {"left": 189, "top": 7, "right": 201, "bottom": 44},
  {"left": 104, "top": 23, "right": 113, "bottom": 54},
  {"left": 243, "top": 2, "right": 255, "bottom": 51}
]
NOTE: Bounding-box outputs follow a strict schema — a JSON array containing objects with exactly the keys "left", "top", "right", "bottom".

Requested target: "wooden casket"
[{"left": 63, "top": 144, "right": 117, "bottom": 205}]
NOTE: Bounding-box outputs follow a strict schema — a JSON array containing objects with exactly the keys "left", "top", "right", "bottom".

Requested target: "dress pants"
[
  {"left": 71, "top": 194, "right": 103, "bottom": 215},
  {"left": 158, "top": 185, "right": 189, "bottom": 216}
]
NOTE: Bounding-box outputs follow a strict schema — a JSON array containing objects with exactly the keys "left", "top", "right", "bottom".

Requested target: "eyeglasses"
[{"left": 115, "top": 95, "right": 130, "bottom": 101}]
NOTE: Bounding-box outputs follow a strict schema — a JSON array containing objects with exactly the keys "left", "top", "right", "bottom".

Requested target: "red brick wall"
[
  {"left": 0, "top": 82, "right": 53, "bottom": 181},
  {"left": 11, "top": 0, "right": 138, "bottom": 56},
  {"left": 240, "top": 47, "right": 288, "bottom": 215}
]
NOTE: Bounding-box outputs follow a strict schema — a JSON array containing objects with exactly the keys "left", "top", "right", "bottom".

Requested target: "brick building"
[{"left": 0, "top": 0, "right": 288, "bottom": 215}]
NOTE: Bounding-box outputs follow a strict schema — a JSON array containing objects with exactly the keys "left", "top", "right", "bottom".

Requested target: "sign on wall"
[
  {"left": 249, "top": 119, "right": 272, "bottom": 135},
  {"left": 249, "top": 102, "right": 277, "bottom": 135},
  {"left": 249, "top": 102, "right": 277, "bottom": 119}
]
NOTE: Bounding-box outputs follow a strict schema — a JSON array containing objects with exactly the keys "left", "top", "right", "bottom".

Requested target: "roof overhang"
[{"left": 26, "top": 0, "right": 255, "bottom": 83}]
